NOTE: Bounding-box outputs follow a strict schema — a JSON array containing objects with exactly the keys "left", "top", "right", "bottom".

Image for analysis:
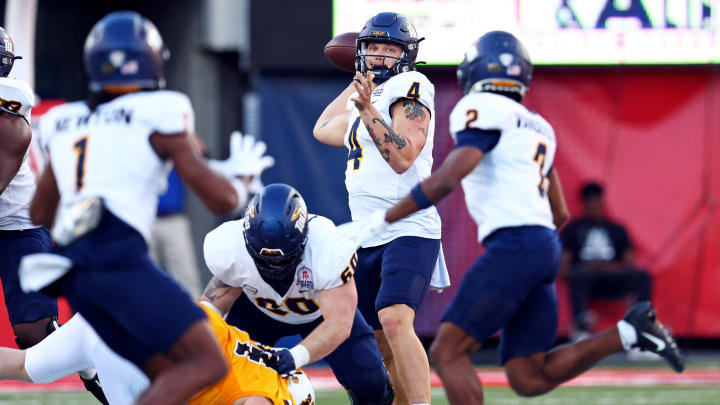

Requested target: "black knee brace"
[{"left": 14, "top": 316, "right": 60, "bottom": 350}]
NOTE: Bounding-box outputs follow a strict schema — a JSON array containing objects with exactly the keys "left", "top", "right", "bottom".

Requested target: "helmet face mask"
[
  {"left": 457, "top": 31, "right": 533, "bottom": 101},
  {"left": 355, "top": 12, "right": 422, "bottom": 84},
  {"left": 244, "top": 184, "right": 309, "bottom": 281},
  {"left": 83, "top": 11, "right": 169, "bottom": 95}
]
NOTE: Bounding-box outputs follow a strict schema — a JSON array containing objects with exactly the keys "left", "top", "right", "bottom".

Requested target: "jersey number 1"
[
  {"left": 73, "top": 136, "right": 89, "bottom": 191},
  {"left": 533, "top": 142, "right": 548, "bottom": 198}
]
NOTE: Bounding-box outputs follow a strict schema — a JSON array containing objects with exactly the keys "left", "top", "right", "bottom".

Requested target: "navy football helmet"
[
  {"left": 83, "top": 11, "right": 169, "bottom": 94},
  {"left": 244, "top": 184, "right": 309, "bottom": 280},
  {"left": 456, "top": 31, "right": 533, "bottom": 100},
  {"left": 355, "top": 12, "right": 423, "bottom": 83},
  {"left": 0, "top": 27, "right": 20, "bottom": 78}
]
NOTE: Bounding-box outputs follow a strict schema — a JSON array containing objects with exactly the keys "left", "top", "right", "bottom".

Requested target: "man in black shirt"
[{"left": 560, "top": 182, "right": 652, "bottom": 338}]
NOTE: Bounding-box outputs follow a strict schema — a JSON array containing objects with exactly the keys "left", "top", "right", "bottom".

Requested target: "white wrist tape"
[{"left": 289, "top": 344, "right": 310, "bottom": 369}]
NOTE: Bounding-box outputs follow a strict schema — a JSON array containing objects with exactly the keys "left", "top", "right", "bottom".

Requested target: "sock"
[{"left": 617, "top": 320, "right": 638, "bottom": 351}]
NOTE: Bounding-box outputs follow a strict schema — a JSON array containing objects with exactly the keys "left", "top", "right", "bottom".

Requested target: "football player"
[
  {"left": 0, "top": 299, "right": 315, "bottom": 405},
  {"left": 353, "top": 31, "right": 685, "bottom": 404},
  {"left": 0, "top": 26, "right": 106, "bottom": 403},
  {"left": 202, "top": 183, "right": 393, "bottom": 405},
  {"left": 313, "top": 12, "right": 447, "bottom": 405},
  {"left": 19, "top": 12, "right": 270, "bottom": 405}
]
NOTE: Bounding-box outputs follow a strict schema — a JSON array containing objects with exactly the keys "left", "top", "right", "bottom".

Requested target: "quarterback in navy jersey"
[{"left": 353, "top": 31, "right": 684, "bottom": 404}]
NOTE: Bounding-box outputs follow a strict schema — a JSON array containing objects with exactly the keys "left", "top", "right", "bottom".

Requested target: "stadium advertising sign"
[{"left": 333, "top": 0, "right": 720, "bottom": 65}]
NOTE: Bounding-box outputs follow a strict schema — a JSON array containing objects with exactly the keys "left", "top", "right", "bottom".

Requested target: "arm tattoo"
[
  {"left": 372, "top": 117, "right": 407, "bottom": 150},
  {"left": 202, "top": 278, "right": 231, "bottom": 303},
  {"left": 402, "top": 99, "right": 426, "bottom": 121},
  {"left": 368, "top": 125, "right": 391, "bottom": 162},
  {"left": 319, "top": 120, "right": 331, "bottom": 128}
]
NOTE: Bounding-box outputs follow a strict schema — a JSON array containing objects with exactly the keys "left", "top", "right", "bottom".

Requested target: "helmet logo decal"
[
  {"left": 297, "top": 267, "right": 314, "bottom": 293},
  {"left": 506, "top": 65, "right": 521, "bottom": 76},
  {"left": 290, "top": 200, "right": 308, "bottom": 232},
  {"left": 372, "top": 30, "right": 388, "bottom": 36},
  {"left": 499, "top": 53, "right": 514, "bottom": 66},
  {"left": 109, "top": 51, "right": 126, "bottom": 67},
  {"left": 3, "top": 37, "right": 12, "bottom": 54},
  {"left": 120, "top": 60, "right": 139, "bottom": 75}
]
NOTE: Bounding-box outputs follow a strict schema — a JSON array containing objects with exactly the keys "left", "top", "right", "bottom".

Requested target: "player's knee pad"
[
  {"left": 341, "top": 367, "right": 394, "bottom": 405},
  {"left": 14, "top": 316, "right": 60, "bottom": 349}
]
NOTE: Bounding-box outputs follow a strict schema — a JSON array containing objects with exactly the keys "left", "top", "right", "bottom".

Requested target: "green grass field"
[{"left": 0, "top": 386, "right": 718, "bottom": 405}]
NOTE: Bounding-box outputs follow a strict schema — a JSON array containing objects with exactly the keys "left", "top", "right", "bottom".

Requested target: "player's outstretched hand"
[
  {"left": 350, "top": 71, "right": 374, "bottom": 111},
  {"left": 208, "top": 131, "right": 275, "bottom": 179},
  {"left": 267, "top": 348, "right": 298, "bottom": 377}
]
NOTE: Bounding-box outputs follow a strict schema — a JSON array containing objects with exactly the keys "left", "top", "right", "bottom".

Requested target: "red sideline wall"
[{"left": 416, "top": 67, "right": 720, "bottom": 339}]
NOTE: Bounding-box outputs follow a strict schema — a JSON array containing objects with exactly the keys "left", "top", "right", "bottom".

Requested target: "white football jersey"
[
  {"left": 204, "top": 215, "right": 356, "bottom": 325},
  {"left": 449, "top": 92, "right": 556, "bottom": 242},
  {"left": 39, "top": 91, "right": 195, "bottom": 241},
  {"left": 344, "top": 71, "right": 441, "bottom": 247},
  {"left": 0, "top": 77, "right": 38, "bottom": 230}
]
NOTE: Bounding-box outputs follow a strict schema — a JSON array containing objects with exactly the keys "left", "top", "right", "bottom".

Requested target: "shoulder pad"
[
  {"left": 385, "top": 71, "right": 434, "bottom": 111},
  {"left": 203, "top": 220, "right": 244, "bottom": 285},
  {"left": 38, "top": 101, "right": 89, "bottom": 150},
  {"left": 126, "top": 90, "right": 195, "bottom": 135},
  {"left": 449, "top": 92, "right": 515, "bottom": 136},
  {"left": 0, "top": 78, "right": 34, "bottom": 121}
]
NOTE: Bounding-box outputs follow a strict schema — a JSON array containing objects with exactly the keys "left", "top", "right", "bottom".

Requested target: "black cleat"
[
  {"left": 623, "top": 301, "right": 685, "bottom": 373},
  {"left": 80, "top": 371, "right": 109, "bottom": 405}
]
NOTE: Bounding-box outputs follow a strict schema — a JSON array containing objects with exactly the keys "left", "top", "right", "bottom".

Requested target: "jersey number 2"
[
  {"left": 533, "top": 142, "right": 548, "bottom": 198},
  {"left": 347, "top": 116, "right": 362, "bottom": 170},
  {"left": 73, "top": 136, "right": 89, "bottom": 191}
]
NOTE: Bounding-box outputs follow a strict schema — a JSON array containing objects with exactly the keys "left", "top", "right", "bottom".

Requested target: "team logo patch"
[
  {"left": 372, "top": 87, "right": 384, "bottom": 97},
  {"left": 296, "top": 267, "right": 313, "bottom": 293},
  {"left": 243, "top": 284, "right": 258, "bottom": 295}
]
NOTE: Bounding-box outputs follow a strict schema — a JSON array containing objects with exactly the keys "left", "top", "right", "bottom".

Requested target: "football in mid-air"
[{"left": 324, "top": 32, "right": 358, "bottom": 72}]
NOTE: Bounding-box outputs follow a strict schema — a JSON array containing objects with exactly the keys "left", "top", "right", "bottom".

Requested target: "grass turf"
[{"left": 0, "top": 386, "right": 718, "bottom": 405}]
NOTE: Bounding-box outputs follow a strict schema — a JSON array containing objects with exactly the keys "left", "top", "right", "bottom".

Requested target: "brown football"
[{"left": 324, "top": 32, "right": 358, "bottom": 72}]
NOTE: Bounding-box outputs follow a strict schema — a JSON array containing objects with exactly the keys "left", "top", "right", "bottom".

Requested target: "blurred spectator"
[
  {"left": 559, "top": 181, "right": 652, "bottom": 340},
  {"left": 150, "top": 167, "right": 203, "bottom": 298}
]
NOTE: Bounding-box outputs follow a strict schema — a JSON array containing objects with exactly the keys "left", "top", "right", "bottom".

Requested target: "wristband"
[
  {"left": 289, "top": 344, "right": 311, "bottom": 369},
  {"left": 410, "top": 184, "right": 433, "bottom": 209}
]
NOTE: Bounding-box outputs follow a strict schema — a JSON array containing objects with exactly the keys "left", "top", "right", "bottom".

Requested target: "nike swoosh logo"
[{"left": 641, "top": 332, "right": 666, "bottom": 352}]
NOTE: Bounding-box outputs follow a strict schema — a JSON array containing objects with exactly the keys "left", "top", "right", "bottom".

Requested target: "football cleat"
[{"left": 623, "top": 301, "right": 685, "bottom": 373}]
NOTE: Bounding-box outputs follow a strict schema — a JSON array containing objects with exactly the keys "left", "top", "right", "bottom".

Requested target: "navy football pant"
[
  {"left": 442, "top": 226, "right": 561, "bottom": 365},
  {"left": 0, "top": 227, "right": 58, "bottom": 325},
  {"left": 354, "top": 236, "right": 440, "bottom": 330},
  {"left": 50, "top": 209, "right": 205, "bottom": 368}
]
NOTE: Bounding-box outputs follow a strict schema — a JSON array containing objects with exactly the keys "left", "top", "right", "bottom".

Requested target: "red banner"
[{"left": 417, "top": 68, "right": 720, "bottom": 338}]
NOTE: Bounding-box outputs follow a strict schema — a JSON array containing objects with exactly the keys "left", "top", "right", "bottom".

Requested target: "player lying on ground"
[
  {"left": 352, "top": 31, "right": 684, "bottom": 405},
  {"left": 0, "top": 300, "right": 315, "bottom": 405}
]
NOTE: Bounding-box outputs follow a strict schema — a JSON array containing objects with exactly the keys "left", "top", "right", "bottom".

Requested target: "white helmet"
[{"left": 287, "top": 370, "right": 315, "bottom": 405}]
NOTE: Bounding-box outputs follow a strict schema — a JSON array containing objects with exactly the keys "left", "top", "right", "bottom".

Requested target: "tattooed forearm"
[
  {"left": 402, "top": 99, "right": 426, "bottom": 121},
  {"left": 319, "top": 120, "right": 331, "bottom": 128},
  {"left": 202, "top": 277, "right": 231, "bottom": 303},
  {"left": 368, "top": 125, "right": 391, "bottom": 162},
  {"left": 372, "top": 117, "right": 407, "bottom": 149}
]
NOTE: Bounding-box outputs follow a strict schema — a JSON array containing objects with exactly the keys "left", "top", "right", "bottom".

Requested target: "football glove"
[
  {"left": 268, "top": 348, "right": 298, "bottom": 377},
  {"left": 208, "top": 131, "right": 275, "bottom": 179}
]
